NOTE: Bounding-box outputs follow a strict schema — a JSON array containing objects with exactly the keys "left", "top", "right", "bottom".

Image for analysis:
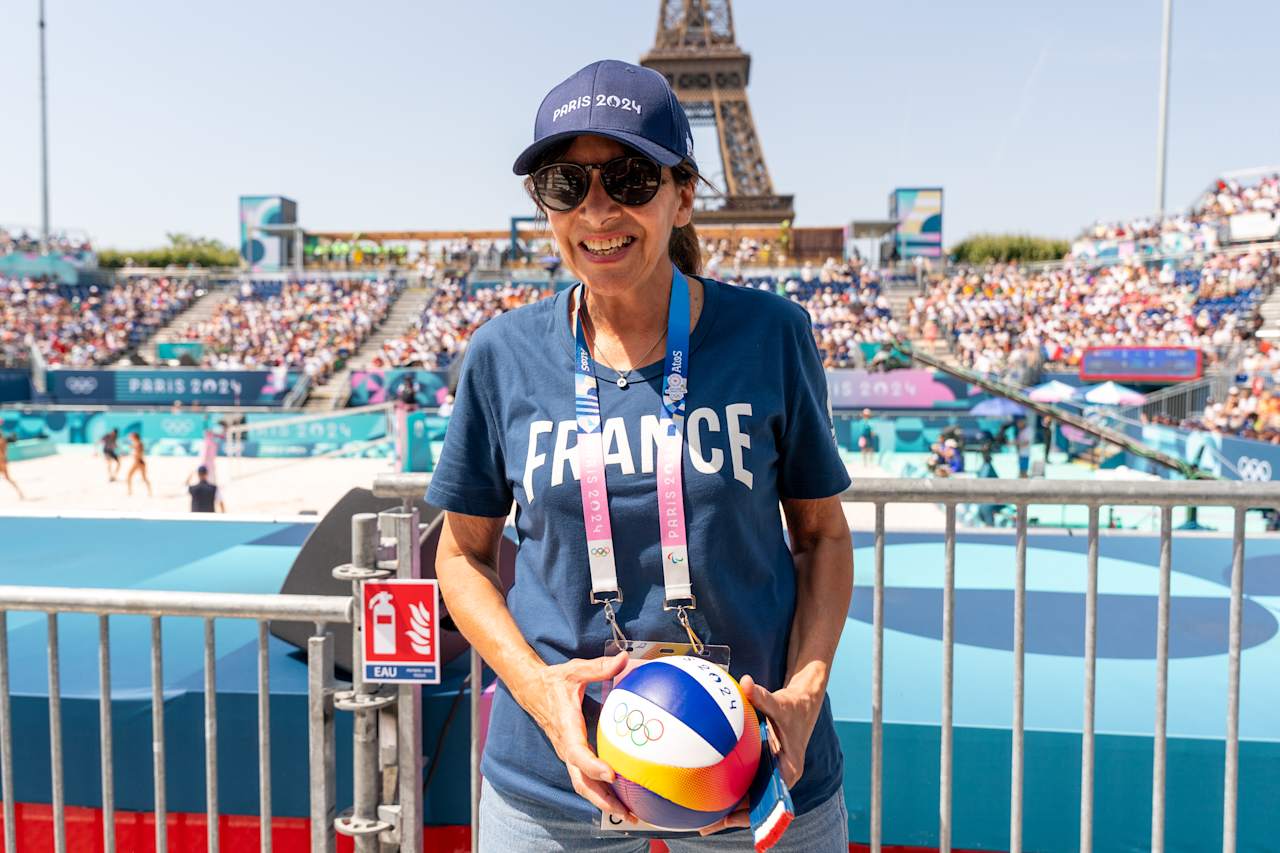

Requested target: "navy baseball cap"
[{"left": 513, "top": 59, "right": 697, "bottom": 175}]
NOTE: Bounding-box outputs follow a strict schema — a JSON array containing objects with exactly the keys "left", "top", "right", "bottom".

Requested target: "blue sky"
[{"left": 1, "top": 0, "right": 1276, "bottom": 250}]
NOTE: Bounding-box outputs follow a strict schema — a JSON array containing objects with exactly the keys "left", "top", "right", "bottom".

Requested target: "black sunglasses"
[{"left": 531, "top": 155, "right": 663, "bottom": 212}]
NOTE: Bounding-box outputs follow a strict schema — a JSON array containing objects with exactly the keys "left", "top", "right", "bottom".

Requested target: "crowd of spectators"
[
  {"left": 1077, "top": 172, "right": 1279, "bottom": 247},
  {"left": 175, "top": 278, "right": 399, "bottom": 381},
  {"left": 910, "top": 249, "right": 1277, "bottom": 377},
  {"left": 0, "top": 227, "right": 93, "bottom": 258},
  {"left": 703, "top": 236, "right": 785, "bottom": 274},
  {"left": 724, "top": 258, "right": 902, "bottom": 368},
  {"left": 1147, "top": 384, "right": 1280, "bottom": 445},
  {"left": 376, "top": 280, "right": 548, "bottom": 370},
  {"left": 0, "top": 275, "right": 197, "bottom": 368},
  {"left": 1194, "top": 173, "right": 1280, "bottom": 220}
]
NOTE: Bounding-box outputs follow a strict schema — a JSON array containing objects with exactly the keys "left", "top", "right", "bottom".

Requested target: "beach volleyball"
[{"left": 596, "top": 656, "right": 762, "bottom": 829}]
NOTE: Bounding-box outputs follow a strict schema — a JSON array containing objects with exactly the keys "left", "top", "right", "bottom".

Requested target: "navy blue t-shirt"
[{"left": 427, "top": 277, "right": 852, "bottom": 822}]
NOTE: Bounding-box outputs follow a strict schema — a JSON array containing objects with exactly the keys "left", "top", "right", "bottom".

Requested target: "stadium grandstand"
[
  {"left": 0, "top": 273, "right": 199, "bottom": 368},
  {"left": 169, "top": 276, "right": 402, "bottom": 382}
]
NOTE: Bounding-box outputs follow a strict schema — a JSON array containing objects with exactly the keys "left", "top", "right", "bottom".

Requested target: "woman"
[
  {"left": 429, "top": 60, "right": 853, "bottom": 850},
  {"left": 101, "top": 428, "right": 122, "bottom": 482},
  {"left": 0, "top": 433, "right": 24, "bottom": 500},
  {"left": 125, "top": 431, "right": 152, "bottom": 497}
]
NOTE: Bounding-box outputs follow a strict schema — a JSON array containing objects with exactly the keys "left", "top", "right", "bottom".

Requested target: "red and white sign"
[{"left": 361, "top": 579, "right": 440, "bottom": 684}]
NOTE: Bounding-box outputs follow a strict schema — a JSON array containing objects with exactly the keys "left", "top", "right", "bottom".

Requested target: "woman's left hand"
[
  {"left": 740, "top": 673, "right": 822, "bottom": 788},
  {"left": 696, "top": 673, "right": 823, "bottom": 836}
]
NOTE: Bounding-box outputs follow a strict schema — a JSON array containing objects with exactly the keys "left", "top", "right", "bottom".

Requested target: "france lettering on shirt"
[{"left": 521, "top": 405, "right": 753, "bottom": 503}]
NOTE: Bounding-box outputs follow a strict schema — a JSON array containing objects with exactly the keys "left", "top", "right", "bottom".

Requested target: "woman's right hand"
[{"left": 515, "top": 650, "right": 634, "bottom": 822}]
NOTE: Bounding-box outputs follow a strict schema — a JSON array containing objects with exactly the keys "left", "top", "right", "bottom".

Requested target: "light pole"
[
  {"left": 1154, "top": 0, "right": 1173, "bottom": 216},
  {"left": 38, "top": 0, "right": 52, "bottom": 251}
]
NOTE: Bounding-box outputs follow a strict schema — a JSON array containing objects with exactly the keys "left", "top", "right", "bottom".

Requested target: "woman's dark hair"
[{"left": 524, "top": 142, "right": 703, "bottom": 277}]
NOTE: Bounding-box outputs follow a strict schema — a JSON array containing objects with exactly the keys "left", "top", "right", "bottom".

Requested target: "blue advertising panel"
[
  {"left": 1080, "top": 347, "right": 1202, "bottom": 383},
  {"left": 0, "top": 369, "right": 32, "bottom": 403},
  {"left": 155, "top": 342, "right": 206, "bottom": 361},
  {"left": 47, "top": 370, "right": 298, "bottom": 406},
  {"left": 348, "top": 370, "right": 451, "bottom": 407},
  {"left": 1108, "top": 418, "right": 1280, "bottom": 482}
]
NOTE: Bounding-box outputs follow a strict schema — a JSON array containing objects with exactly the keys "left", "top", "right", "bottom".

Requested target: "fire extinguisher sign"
[{"left": 361, "top": 580, "right": 441, "bottom": 684}]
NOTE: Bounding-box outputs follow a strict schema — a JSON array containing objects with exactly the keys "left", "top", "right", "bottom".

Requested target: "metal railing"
[
  {"left": 373, "top": 473, "right": 1280, "bottom": 853},
  {"left": 6, "top": 473, "right": 1278, "bottom": 852},
  {"left": 843, "top": 478, "right": 1280, "bottom": 853},
  {"left": 0, "top": 587, "right": 351, "bottom": 853}
]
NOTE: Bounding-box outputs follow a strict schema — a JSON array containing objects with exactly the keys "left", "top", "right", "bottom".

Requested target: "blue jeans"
[{"left": 478, "top": 778, "right": 848, "bottom": 852}]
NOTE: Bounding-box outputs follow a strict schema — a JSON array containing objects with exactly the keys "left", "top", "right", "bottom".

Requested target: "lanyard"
[{"left": 573, "top": 267, "right": 702, "bottom": 650}]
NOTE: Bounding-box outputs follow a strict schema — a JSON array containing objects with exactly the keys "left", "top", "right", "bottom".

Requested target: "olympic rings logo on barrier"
[
  {"left": 64, "top": 376, "right": 99, "bottom": 395},
  {"left": 590, "top": 547, "right": 611, "bottom": 558},
  {"left": 161, "top": 418, "right": 196, "bottom": 436},
  {"left": 1236, "top": 456, "right": 1273, "bottom": 482},
  {"left": 613, "top": 703, "right": 664, "bottom": 746}
]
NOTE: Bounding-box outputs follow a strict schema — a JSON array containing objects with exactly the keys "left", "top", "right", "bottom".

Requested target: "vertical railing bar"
[
  {"left": 871, "top": 502, "right": 885, "bottom": 853},
  {"left": 1011, "top": 504, "right": 1027, "bottom": 853},
  {"left": 47, "top": 613, "right": 65, "bottom": 853},
  {"left": 151, "top": 616, "right": 167, "bottom": 853},
  {"left": 308, "top": 630, "right": 336, "bottom": 853},
  {"left": 98, "top": 615, "right": 116, "bottom": 853},
  {"left": 1152, "top": 505, "right": 1172, "bottom": 853},
  {"left": 258, "top": 620, "right": 272, "bottom": 853},
  {"left": 204, "top": 618, "right": 219, "bottom": 853},
  {"left": 1080, "top": 506, "right": 1099, "bottom": 853},
  {"left": 470, "top": 649, "right": 482, "bottom": 853},
  {"left": 1222, "top": 506, "right": 1245, "bottom": 853},
  {"left": 940, "top": 502, "right": 955, "bottom": 853},
  {"left": 0, "top": 613, "right": 13, "bottom": 853}
]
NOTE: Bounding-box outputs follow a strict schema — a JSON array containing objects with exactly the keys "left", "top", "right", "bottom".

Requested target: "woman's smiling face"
[{"left": 545, "top": 135, "right": 694, "bottom": 300}]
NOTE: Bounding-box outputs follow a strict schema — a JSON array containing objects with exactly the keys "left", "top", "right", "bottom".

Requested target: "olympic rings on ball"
[{"left": 611, "top": 703, "right": 664, "bottom": 746}]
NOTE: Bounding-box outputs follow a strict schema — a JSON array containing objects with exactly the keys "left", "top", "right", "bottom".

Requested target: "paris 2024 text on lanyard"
[{"left": 572, "top": 265, "right": 717, "bottom": 659}]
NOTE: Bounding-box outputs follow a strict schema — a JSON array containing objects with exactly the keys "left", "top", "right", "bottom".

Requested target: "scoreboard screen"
[{"left": 1080, "top": 347, "right": 1203, "bottom": 383}]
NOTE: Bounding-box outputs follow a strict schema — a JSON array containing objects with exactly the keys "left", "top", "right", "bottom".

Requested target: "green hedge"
[
  {"left": 949, "top": 234, "right": 1069, "bottom": 264},
  {"left": 97, "top": 233, "right": 240, "bottom": 269}
]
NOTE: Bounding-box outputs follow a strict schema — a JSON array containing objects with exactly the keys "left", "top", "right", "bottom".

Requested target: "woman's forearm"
[
  {"left": 785, "top": 535, "right": 852, "bottom": 696},
  {"left": 438, "top": 551, "right": 546, "bottom": 697},
  {"left": 781, "top": 497, "right": 854, "bottom": 697},
  {"left": 435, "top": 514, "right": 548, "bottom": 712}
]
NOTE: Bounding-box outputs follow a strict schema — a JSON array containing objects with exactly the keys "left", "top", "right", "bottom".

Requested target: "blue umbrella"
[{"left": 971, "top": 397, "right": 1026, "bottom": 417}]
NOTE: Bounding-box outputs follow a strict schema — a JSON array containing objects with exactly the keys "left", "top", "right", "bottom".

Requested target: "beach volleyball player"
[{"left": 429, "top": 60, "right": 853, "bottom": 850}]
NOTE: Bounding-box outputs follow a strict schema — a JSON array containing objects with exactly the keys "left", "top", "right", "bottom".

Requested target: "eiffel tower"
[{"left": 641, "top": 0, "right": 794, "bottom": 225}]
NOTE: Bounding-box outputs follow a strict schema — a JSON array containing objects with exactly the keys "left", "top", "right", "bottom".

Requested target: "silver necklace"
[{"left": 583, "top": 320, "right": 665, "bottom": 389}]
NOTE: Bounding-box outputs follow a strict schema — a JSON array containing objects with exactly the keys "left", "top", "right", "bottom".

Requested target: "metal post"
[
  {"left": 333, "top": 513, "right": 391, "bottom": 852},
  {"left": 258, "top": 621, "right": 272, "bottom": 853},
  {"left": 308, "top": 630, "right": 337, "bottom": 853},
  {"left": 98, "top": 615, "right": 116, "bottom": 853},
  {"left": 870, "top": 502, "right": 885, "bottom": 853},
  {"left": 1152, "top": 506, "right": 1173, "bottom": 853},
  {"left": 939, "top": 503, "right": 955, "bottom": 853},
  {"left": 38, "top": 0, "right": 51, "bottom": 249},
  {"left": 47, "top": 614, "right": 65, "bottom": 853},
  {"left": 391, "top": 509, "right": 423, "bottom": 853},
  {"left": 470, "top": 648, "right": 481, "bottom": 853},
  {"left": 150, "top": 617, "right": 167, "bottom": 853},
  {"left": 203, "top": 619, "right": 219, "bottom": 853},
  {"left": 1010, "top": 506, "right": 1027, "bottom": 853},
  {"left": 0, "top": 613, "right": 14, "bottom": 853},
  {"left": 1223, "top": 507, "right": 1245, "bottom": 852},
  {"left": 1155, "top": 0, "right": 1173, "bottom": 215},
  {"left": 1080, "top": 506, "right": 1099, "bottom": 853}
]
